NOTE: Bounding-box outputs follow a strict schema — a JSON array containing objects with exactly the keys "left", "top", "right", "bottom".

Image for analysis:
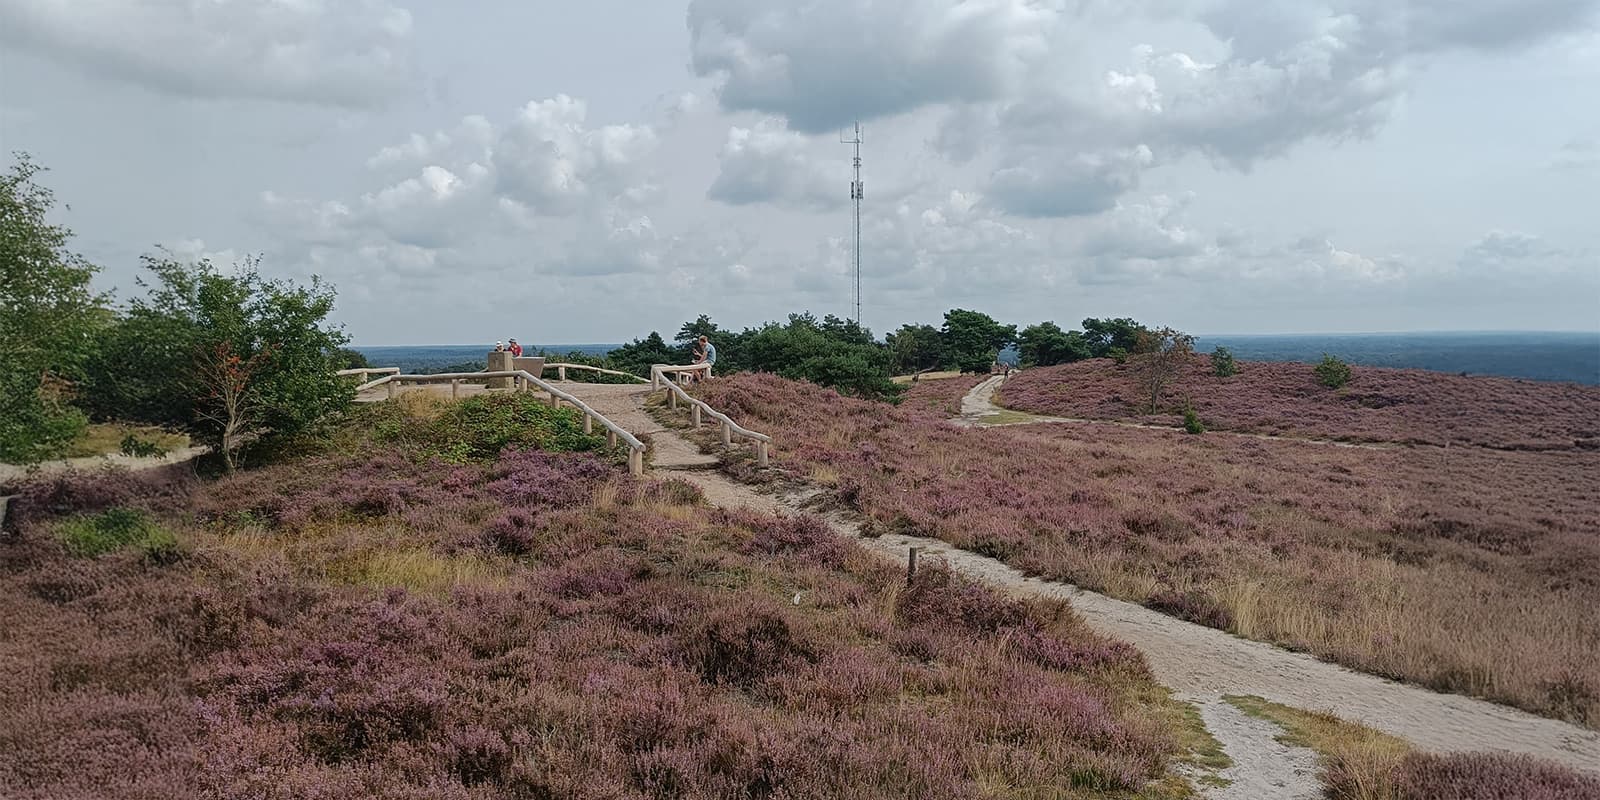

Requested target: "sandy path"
[{"left": 0, "top": 445, "right": 209, "bottom": 486}]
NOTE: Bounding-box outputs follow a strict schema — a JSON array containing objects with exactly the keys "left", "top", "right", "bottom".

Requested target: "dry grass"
[
  {"left": 1225, "top": 695, "right": 1411, "bottom": 799},
  {"left": 900, "top": 373, "right": 986, "bottom": 416},
  {"left": 62, "top": 423, "right": 190, "bottom": 458},
  {"left": 329, "top": 547, "right": 512, "bottom": 595}
]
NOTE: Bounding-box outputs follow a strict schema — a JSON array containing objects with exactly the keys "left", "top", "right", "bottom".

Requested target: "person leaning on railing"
[{"left": 692, "top": 336, "right": 717, "bottom": 383}]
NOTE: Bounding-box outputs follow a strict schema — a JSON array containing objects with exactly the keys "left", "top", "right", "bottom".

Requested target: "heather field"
[
  {"left": 695, "top": 374, "right": 1600, "bottom": 726},
  {"left": 0, "top": 396, "right": 1203, "bottom": 798},
  {"left": 1000, "top": 358, "right": 1600, "bottom": 449}
]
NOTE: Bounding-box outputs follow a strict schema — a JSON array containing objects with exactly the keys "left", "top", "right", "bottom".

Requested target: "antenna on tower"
[{"left": 839, "top": 121, "right": 863, "bottom": 326}]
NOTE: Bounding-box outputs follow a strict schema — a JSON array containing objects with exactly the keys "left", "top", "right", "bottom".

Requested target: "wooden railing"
[
  {"left": 337, "top": 366, "right": 400, "bottom": 381},
  {"left": 357, "top": 370, "right": 647, "bottom": 475},
  {"left": 654, "top": 374, "right": 772, "bottom": 467},
  {"left": 650, "top": 363, "right": 711, "bottom": 388},
  {"left": 546, "top": 363, "right": 648, "bottom": 383}
]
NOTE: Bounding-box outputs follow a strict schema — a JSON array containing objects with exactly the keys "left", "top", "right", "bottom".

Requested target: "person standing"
[{"left": 508, "top": 339, "right": 523, "bottom": 358}]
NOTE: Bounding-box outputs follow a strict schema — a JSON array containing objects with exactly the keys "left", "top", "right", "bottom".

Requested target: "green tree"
[
  {"left": 1081, "top": 317, "right": 1148, "bottom": 359},
  {"left": 1130, "top": 326, "right": 1195, "bottom": 414},
  {"left": 738, "top": 314, "right": 901, "bottom": 401},
  {"left": 941, "top": 309, "right": 1016, "bottom": 374},
  {"left": 0, "top": 155, "right": 105, "bottom": 462},
  {"left": 1210, "top": 346, "right": 1238, "bottom": 378},
  {"left": 1018, "top": 321, "right": 1092, "bottom": 367},
  {"left": 885, "top": 323, "right": 945, "bottom": 374},
  {"left": 83, "top": 253, "right": 353, "bottom": 469},
  {"left": 607, "top": 332, "right": 679, "bottom": 376},
  {"left": 1315, "top": 354, "right": 1352, "bottom": 389}
]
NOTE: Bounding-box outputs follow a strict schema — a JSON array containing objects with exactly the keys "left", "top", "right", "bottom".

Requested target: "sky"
[{"left": 1, "top": 0, "right": 1597, "bottom": 345}]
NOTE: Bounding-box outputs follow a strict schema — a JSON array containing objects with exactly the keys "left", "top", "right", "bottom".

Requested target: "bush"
[
  {"left": 1183, "top": 406, "right": 1205, "bottom": 435},
  {"left": 54, "top": 507, "right": 173, "bottom": 557},
  {"left": 119, "top": 433, "right": 168, "bottom": 458},
  {"left": 1210, "top": 346, "right": 1237, "bottom": 378},
  {"left": 374, "top": 392, "right": 608, "bottom": 462},
  {"left": 1390, "top": 751, "right": 1600, "bottom": 800},
  {"left": 1108, "top": 346, "right": 1129, "bottom": 365},
  {"left": 1316, "top": 354, "right": 1353, "bottom": 389}
]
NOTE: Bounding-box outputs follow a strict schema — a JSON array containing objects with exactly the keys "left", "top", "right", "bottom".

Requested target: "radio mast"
[{"left": 840, "top": 121, "right": 863, "bottom": 325}]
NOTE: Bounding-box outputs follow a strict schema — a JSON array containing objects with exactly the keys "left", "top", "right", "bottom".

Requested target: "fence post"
[
  {"left": 691, "top": 405, "right": 701, "bottom": 427},
  {"left": 584, "top": 415, "right": 593, "bottom": 435},
  {"left": 559, "top": 366, "right": 567, "bottom": 382},
  {"left": 451, "top": 379, "right": 460, "bottom": 400},
  {"left": 757, "top": 440, "right": 769, "bottom": 467},
  {"left": 628, "top": 448, "right": 644, "bottom": 476},
  {"left": 387, "top": 380, "right": 396, "bottom": 400},
  {"left": 549, "top": 392, "right": 560, "bottom": 409},
  {"left": 907, "top": 547, "right": 921, "bottom": 583},
  {"left": 669, "top": 390, "right": 677, "bottom": 410},
  {"left": 720, "top": 420, "right": 732, "bottom": 448},
  {"left": 607, "top": 430, "right": 617, "bottom": 447}
]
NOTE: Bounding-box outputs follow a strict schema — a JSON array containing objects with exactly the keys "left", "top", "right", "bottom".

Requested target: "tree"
[
  {"left": 885, "top": 323, "right": 945, "bottom": 374},
  {"left": 194, "top": 340, "right": 271, "bottom": 472},
  {"left": 0, "top": 155, "right": 105, "bottom": 462},
  {"left": 1081, "top": 317, "right": 1148, "bottom": 359},
  {"left": 941, "top": 309, "right": 1016, "bottom": 374},
  {"left": 737, "top": 314, "right": 902, "bottom": 401},
  {"left": 1315, "top": 354, "right": 1352, "bottom": 389},
  {"left": 82, "top": 253, "right": 353, "bottom": 464},
  {"left": 607, "top": 332, "right": 679, "bottom": 376},
  {"left": 1018, "top": 321, "right": 1092, "bottom": 367},
  {"left": 1210, "top": 346, "right": 1238, "bottom": 378},
  {"left": 1130, "top": 327, "right": 1195, "bottom": 414}
]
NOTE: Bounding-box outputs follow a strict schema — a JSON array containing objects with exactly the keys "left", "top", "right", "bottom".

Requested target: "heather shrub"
[
  {"left": 1210, "top": 346, "right": 1238, "bottom": 378},
  {"left": 734, "top": 510, "right": 851, "bottom": 567},
  {"left": 1317, "top": 353, "right": 1353, "bottom": 389},
  {"left": 1389, "top": 751, "right": 1600, "bottom": 800},
  {"left": 682, "top": 601, "right": 818, "bottom": 688},
  {"left": 1147, "top": 588, "right": 1233, "bottom": 630},
  {"left": 374, "top": 392, "right": 607, "bottom": 462},
  {"left": 4, "top": 465, "right": 196, "bottom": 530},
  {"left": 897, "top": 563, "right": 1027, "bottom": 632}
]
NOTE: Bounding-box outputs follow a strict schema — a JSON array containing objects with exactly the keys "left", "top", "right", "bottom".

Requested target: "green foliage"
[
  {"left": 54, "top": 508, "right": 177, "bottom": 559},
  {"left": 118, "top": 433, "right": 168, "bottom": 457},
  {"left": 737, "top": 314, "right": 902, "bottom": 401},
  {"left": 82, "top": 253, "right": 354, "bottom": 465},
  {"left": 0, "top": 155, "right": 105, "bottom": 462},
  {"left": 1108, "top": 347, "right": 1130, "bottom": 365},
  {"left": 1210, "top": 346, "right": 1238, "bottom": 378},
  {"left": 1081, "top": 317, "right": 1149, "bottom": 359},
  {"left": 1018, "top": 321, "right": 1092, "bottom": 367},
  {"left": 1315, "top": 354, "right": 1353, "bottom": 389},
  {"left": 607, "top": 332, "right": 680, "bottom": 377},
  {"left": 942, "top": 309, "right": 1017, "bottom": 374},
  {"left": 1132, "top": 327, "right": 1197, "bottom": 414},
  {"left": 374, "top": 392, "right": 608, "bottom": 463},
  {"left": 1183, "top": 405, "right": 1206, "bottom": 435},
  {"left": 333, "top": 347, "right": 370, "bottom": 370},
  {"left": 885, "top": 323, "right": 945, "bottom": 374}
]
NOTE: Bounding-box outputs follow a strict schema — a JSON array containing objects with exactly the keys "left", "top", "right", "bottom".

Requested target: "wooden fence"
[
  {"left": 354, "top": 370, "right": 647, "bottom": 475},
  {"left": 653, "top": 372, "right": 771, "bottom": 467}
]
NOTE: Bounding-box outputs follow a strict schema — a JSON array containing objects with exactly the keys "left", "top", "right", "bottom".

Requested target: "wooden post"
[
  {"left": 691, "top": 405, "right": 701, "bottom": 427},
  {"left": 559, "top": 366, "right": 567, "bottom": 382},
  {"left": 669, "top": 390, "right": 677, "bottom": 410},
  {"left": 583, "top": 415, "right": 593, "bottom": 434},
  {"left": 451, "top": 379, "right": 460, "bottom": 400},
  {"left": 549, "top": 393, "right": 560, "bottom": 409},
  {"left": 720, "top": 420, "right": 732, "bottom": 448},
  {"left": 607, "top": 430, "right": 617, "bottom": 447},
  {"left": 387, "top": 380, "right": 396, "bottom": 399},
  {"left": 907, "top": 547, "right": 922, "bottom": 583},
  {"left": 628, "top": 448, "right": 644, "bottom": 476},
  {"left": 757, "top": 441, "right": 770, "bottom": 467}
]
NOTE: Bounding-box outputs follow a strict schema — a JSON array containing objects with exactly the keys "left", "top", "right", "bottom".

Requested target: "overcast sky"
[{"left": 2, "top": 0, "right": 1597, "bottom": 344}]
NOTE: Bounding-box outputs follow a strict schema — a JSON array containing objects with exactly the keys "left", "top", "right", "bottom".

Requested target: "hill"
[{"left": 999, "top": 358, "right": 1600, "bottom": 450}]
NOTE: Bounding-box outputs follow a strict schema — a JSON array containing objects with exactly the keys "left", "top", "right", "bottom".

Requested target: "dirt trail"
[{"left": 0, "top": 445, "right": 210, "bottom": 486}]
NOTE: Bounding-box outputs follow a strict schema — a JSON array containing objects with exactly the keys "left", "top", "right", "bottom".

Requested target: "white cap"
[{"left": 495, "top": 340, "right": 502, "bottom": 346}]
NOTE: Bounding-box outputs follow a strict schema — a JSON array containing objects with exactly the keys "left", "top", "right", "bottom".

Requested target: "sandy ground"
[{"left": 0, "top": 445, "right": 209, "bottom": 486}]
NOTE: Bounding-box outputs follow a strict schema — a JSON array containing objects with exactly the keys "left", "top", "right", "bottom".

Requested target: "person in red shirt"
[{"left": 508, "top": 339, "right": 523, "bottom": 357}]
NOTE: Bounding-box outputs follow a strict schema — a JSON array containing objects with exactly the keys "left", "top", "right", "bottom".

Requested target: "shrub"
[
  {"left": 54, "top": 507, "right": 172, "bottom": 557},
  {"left": 1391, "top": 751, "right": 1600, "bottom": 800},
  {"left": 1183, "top": 406, "right": 1206, "bottom": 435},
  {"left": 1316, "top": 353, "right": 1353, "bottom": 389},
  {"left": 376, "top": 393, "right": 608, "bottom": 462},
  {"left": 1210, "top": 346, "right": 1237, "bottom": 378},
  {"left": 119, "top": 433, "right": 168, "bottom": 458},
  {"left": 1108, "top": 346, "right": 1129, "bottom": 365}
]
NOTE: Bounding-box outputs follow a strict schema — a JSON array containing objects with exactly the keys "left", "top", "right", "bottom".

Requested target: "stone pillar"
[{"left": 486, "top": 351, "right": 513, "bottom": 389}]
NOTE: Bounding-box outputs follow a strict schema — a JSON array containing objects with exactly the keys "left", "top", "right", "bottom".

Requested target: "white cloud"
[
  {"left": 492, "top": 95, "right": 659, "bottom": 214},
  {"left": 0, "top": 0, "right": 419, "bottom": 107}
]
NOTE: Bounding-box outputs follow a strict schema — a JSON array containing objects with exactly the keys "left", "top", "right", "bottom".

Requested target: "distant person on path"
[{"left": 508, "top": 339, "right": 523, "bottom": 357}]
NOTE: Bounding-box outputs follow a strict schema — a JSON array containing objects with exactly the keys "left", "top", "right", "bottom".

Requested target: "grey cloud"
[
  {"left": 986, "top": 146, "right": 1154, "bottom": 217},
  {"left": 492, "top": 96, "right": 659, "bottom": 214},
  {"left": 687, "top": 0, "right": 1052, "bottom": 133},
  {"left": 708, "top": 121, "right": 844, "bottom": 210},
  {"left": 0, "top": 0, "right": 419, "bottom": 107}
]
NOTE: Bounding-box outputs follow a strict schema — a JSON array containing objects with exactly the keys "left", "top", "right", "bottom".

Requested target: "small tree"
[
  {"left": 1130, "top": 327, "right": 1195, "bottom": 414},
  {"left": 1315, "top": 354, "right": 1352, "bottom": 389},
  {"left": 194, "top": 341, "right": 271, "bottom": 472},
  {"left": 1081, "top": 317, "right": 1148, "bottom": 359},
  {"left": 885, "top": 323, "right": 945, "bottom": 374},
  {"left": 1210, "top": 346, "right": 1238, "bottom": 378}
]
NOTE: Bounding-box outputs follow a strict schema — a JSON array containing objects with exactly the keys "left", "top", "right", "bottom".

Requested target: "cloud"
[
  {"left": 492, "top": 95, "right": 659, "bottom": 215},
  {"left": 708, "top": 120, "right": 845, "bottom": 210},
  {"left": 1549, "top": 138, "right": 1600, "bottom": 171},
  {"left": 986, "top": 146, "right": 1154, "bottom": 217},
  {"left": 0, "top": 0, "right": 419, "bottom": 107},
  {"left": 687, "top": 0, "right": 1053, "bottom": 133}
]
